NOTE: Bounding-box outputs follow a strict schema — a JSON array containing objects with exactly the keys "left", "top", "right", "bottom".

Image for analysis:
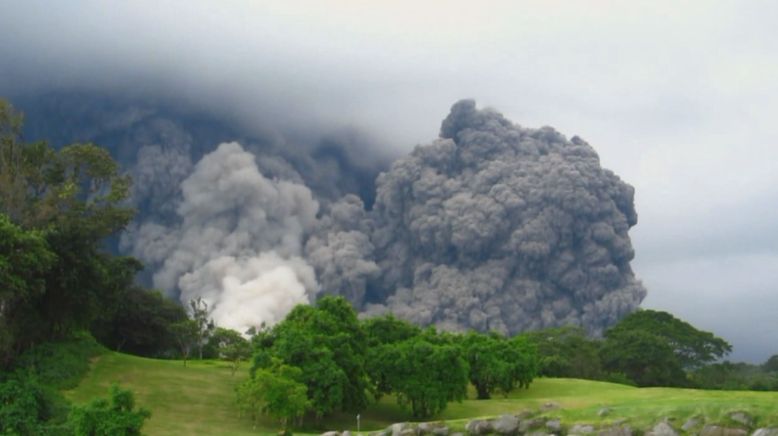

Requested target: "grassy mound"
[{"left": 64, "top": 352, "right": 778, "bottom": 435}]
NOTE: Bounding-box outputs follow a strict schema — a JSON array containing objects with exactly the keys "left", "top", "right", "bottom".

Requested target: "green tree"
[
  {"left": 171, "top": 319, "right": 199, "bottom": 366},
  {"left": 363, "top": 315, "right": 421, "bottom": 399},
  {"left": 236, "top": 360, "right": 309, "bottom": 431},
  {"left": 362, "top": 314, "right": 421, "bottom": 347},
  {"left": 208, "top": 327, "right": 251, "bottom": 375},
  {"left": 600, "top": 310, "right": 732, "bottom": 387},
  {"left": 525, "top": 326, "right": 604, "bottom": 379},
  {"left": 506, "top": 335, "right": 539, "bottom": 390},
  {"left": 68, "top": 384, "right": 150, "bottom": 436},
  {"left": 458, "top": 332, "right": 537, "bottom": 399},
  {"left": 189, "top": 297, "right": 215, "bottom": 360},
  {"left": 0, "top": 213, "right": 55, "bottom": 365},
  {"left": 460, "top": 333, "right": 507, "bottom": 399},
  {"left": 0, "top": 99, "right": 54, "bottom": 226},
  {"left": 373, "top": 336, "right": 469, "bottom": 418},
  {"left": 607, "top": 310, "right": 731, "bottom": 370},
  {"left": 600, "top": 329, "right": 687, "bottom": 387},
  {"left": 253, "top": 297, "right": 368, "bottom": 418},
  {"left": 763, "top": 355, "right": 778, "bottom": 373},
  {"left": 0, "top": 102, "right": 133, "bottom": 234},
  {"left": 257, "top": 315, "right": 347, "bottom": 419},
  {"left": 0, "top": 374, "right": 50, "bottom": 435},
  {"left": 393, "top": 337, "right": 469, "bottom": 418},
  {"left": 0, "top": 99, "right": 136, "bottom": 358},
  {"left": 91, "top": 287, "right": 188, "bottom": 357}
]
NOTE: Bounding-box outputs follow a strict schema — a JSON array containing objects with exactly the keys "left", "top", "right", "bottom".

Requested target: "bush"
[
  {"left": 15, "top": 332, "right": 105, "bottom": 390},
  {"left": 0, "top": 374, "right": 47, "bottom": 435},
  {"left": 68, "top": 385, "right": 150, "bottom": 436}
]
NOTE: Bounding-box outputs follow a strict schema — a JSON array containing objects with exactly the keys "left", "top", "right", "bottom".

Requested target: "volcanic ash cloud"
[
  {"left": 367, "top": 100, "right": 646, "bottom": 335},
  {"left": 127, "top": 142, "right": 319, "bottom": 332}
]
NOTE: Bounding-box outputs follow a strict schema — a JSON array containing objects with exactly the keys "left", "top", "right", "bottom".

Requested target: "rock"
[
  {"left": 541, "top": 402, "right": 561, "bottom": 412},
  {"left": 729, "top": 412, "right": 754, "bottom": 427},
  {"left": 389, "top": 423, "right": 415, "bottom": 436},
  {"left": 492, "top": 414, "right": 520, "bottom": 435},
  {"left": 528, "top": 432, "right": 552, "bottom": 436},
  {"left": 682, "top": 418, "right": 702, "bottom": 432},
  {"left": 646, "top": 422, "right": 678, "bottom": 436},
  {"left": 570, "top": 424, "right": 596, "bottom": 434},
  {"left": 321, "top": 432, "right": 340, "bottom": 436},
  {"left": 451, "top": 433, "right": 465, "bottom": 436},
  {"left": 700, "top": 425, "right": 748, "bottom": 436},
  {"left": 342, "top": 432, "right": 352, "bottom": 436},
  {"left": 417, "top": 423, "right": 434, "bottom": 434},
  {"left": 418, "top": 422, "right": 449, "bottom": 435},
  {"left": 546, "top": 419, "right": 563, "bottom": 433},
  {"left": 466, "top": 419, "right": 493, "bottom": 435},
  {"left": 598, "top": 425, "right": 632, "bottom": 436},
  {"left": 598, "top": 408, "right": 612, "bottom": 418},
  {"left": 400, "top": 429, "right": 417, "bottom": 436},
  {"left": 520, "top": 418, "right": 547, "bottom": 433},
  {"left": 753, "top": 429, "right": 778, "bottom": 436},
  {"left": 369, "top": 432, "right": 389, "bottom": 436},
  {"left": 516, "top": 409, "right": 536, "bottom": 420}
]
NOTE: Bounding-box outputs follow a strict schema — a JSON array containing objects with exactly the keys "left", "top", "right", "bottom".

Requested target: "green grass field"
[{"left": 64, "top": 352, "right": 778, "bottom": 435}]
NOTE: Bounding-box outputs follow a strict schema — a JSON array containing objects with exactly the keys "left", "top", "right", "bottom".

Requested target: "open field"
[{"left": 64, "top": 352, "right": 778, "bottom": 435}]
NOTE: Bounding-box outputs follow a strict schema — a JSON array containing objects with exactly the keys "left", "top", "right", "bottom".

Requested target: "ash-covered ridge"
[{"left": 364, "top": 100, "right": 646, "bottom": 335}]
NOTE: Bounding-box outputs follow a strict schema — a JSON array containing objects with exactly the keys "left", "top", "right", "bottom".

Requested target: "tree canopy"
[
  {"left": 606, "top": 310, "right": 731, "bottom": 370},
  {"left": 601, "top": 310, "right": 731, "bottom": 387},
  {"left": 0, "top": 214, "right": 55, "bottom": 364},
  {"left": 0, "top": 98, "right": 139, "bottom": 365},
  {"left": 251, "top": 296, "right": 369, "bottom": 418},
  {"left": 237, "top": 359, "right": 309, "bottom": 431},
  {"left": 525, "top": 326, "right": 604, "bottom": 380},
  {"left": 459, "top": 332, "right": 537, "bottom": 399}
]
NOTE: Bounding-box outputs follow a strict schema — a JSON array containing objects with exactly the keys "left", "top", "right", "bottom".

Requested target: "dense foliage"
[
  {"left": 605, "top": 309, "right": 732, "bottom": 370},
  {"left": 68, "top": 385, "right": 150, "bottom": 436},
  {"left": 236, "top": 359, "right": 309, "bottom": 430},
  {"left": 458, "top": 332, "right": 537, "bottom": 399},
  {"left": 1, "top": 99, "right": 133, "bottom": 364},
  {"left": 526, "top": 310, "right": 742, "bottom": 388},
  {"left": 0, "top": 99, "right": 155, "bottom": 434},
  {"left": 207, "top": 327, "right": 252, "bottom": 374},
  {"left": 0, "top": 335, "right": 107, "bottom": 434},
  {"left": 602, "top": 310, "right": 732, "bottom": 387},
  {"left": 691, "top": 359, "right": 778, "bottom": 391},
  {"left": 250, "top": 297, "right": 370, "bottom": 419},
  {"left": 0, "top": 213, "right": 55, "bottom": 364},
  {"left": 372, "top": 335, "right": 469, "bottom": 417},
  {"left": 91, "top": 287, "right": 188, "bottom": 358},
  {"left": 247, "top": 299, "right": 539, "bottom": 424},
  {"left": 525, "top": 326, "right": 605, "bottom": 380},
  {"left": 0, "top": 374, "right": 62, "bottom": 435}
]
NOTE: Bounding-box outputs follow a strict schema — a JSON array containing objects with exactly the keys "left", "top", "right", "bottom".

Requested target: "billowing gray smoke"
[
  {"left": 16, "top": 92, "right": 645, "bottom": 336},
  {"left": 124, "top": 142, "right": 320, "bottom": 332},
  {"left": 365, "top": 100, "right": 646, "bottom": 335},
  {"left": 305, "top": 194, "right": 380, "bottom": 308}
]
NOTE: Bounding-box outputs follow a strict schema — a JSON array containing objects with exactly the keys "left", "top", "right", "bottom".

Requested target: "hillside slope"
[{"left": 64, "top": 352, "right": 778, "bottom": 435}]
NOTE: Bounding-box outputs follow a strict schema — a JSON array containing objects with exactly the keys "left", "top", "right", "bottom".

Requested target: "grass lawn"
[{"left": 64, "top": 352, "right": 778, "bottom": 435}]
